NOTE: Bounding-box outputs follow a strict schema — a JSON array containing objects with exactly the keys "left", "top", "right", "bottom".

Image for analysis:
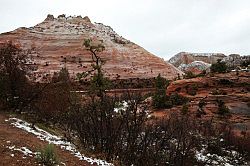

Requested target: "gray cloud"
[{"left": 1, "top": 0, "right": 250, "bottom": 59}]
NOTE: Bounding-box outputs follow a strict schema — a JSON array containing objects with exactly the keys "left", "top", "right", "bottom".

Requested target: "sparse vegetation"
[
  {"left": 36, "top": 144, "right": 59, "bottom": 166},
  {"left": 184, "top": 70, "right": 206, "bottom": 79},
  {"left": 184, "top": 71, "right": 196, "bottom": 79}
]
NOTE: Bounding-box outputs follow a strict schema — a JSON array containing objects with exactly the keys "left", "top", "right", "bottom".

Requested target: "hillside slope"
[{"left": 0, "top": 113, "right": 99, "bottom": 166}]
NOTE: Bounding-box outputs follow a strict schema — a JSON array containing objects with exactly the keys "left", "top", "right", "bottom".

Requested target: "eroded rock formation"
[{"left": 0, "top": 14, "right": 183, "bottom": 82}]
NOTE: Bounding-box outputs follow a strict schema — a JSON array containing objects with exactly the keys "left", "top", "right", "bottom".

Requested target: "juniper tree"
[
  {"left": 210, "top": 59, "right": 228, "bottom": 73},
  {"left": 153, "top": 74, "right": 169, "bottom": 109}
]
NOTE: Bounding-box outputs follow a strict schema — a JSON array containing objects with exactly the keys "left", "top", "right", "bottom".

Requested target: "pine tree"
[{"left": 83, "top": 38, "right": 110, "bottom": 97}]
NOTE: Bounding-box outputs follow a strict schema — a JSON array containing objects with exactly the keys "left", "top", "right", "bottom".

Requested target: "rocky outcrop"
[
  {"left": 45, "top": 14, "right": 54, "bottom": 21},
  {"left": 0, "top": 14, "right": 183, "bottom": 82},
  {"left": 168, "top": 52, "right": 226, "bottom": 74},
  {"left": 83, "top": 16, "right": 91, "bottom": 23},
  {"left": 178, "top": 61, "right": 211, "bottom": 74},
  {"left": 169, "top": 52, "right": 226, "bottom": 68},
  {"left": 169, "top": 52, "right": 250, "bottom": 73}
]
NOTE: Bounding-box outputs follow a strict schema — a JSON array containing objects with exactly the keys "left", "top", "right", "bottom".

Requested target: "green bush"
[
  {"left": 186, "top": 84, "right": 198, "bottom": 96},
  {"left": 169, "top": 93, "right": 189, "bottom": 106},
  {"left": 181, "top": 104, "right": 189, "bottom": 114},
  {"left": 211, "top": 89, "right": 227, "bottom": 95},
  {"left": 153, "top": 93, "right": 167, "bottom": 109},
  {"left": 217, "top": 99, "right": 230, "bottom": 115},
  {"left": 207, "top": 139, "right": 223, "bottom": 155},
  {"left": 210, "top": 59, "right": 228, "bottom": 73},
  {"left": 153, "top": 74, "right": 169, "bottom": 109},
  {"left": 165, "top": 101, "right": 173, "bottom": 109},
  {"left": 218, "top": 79, "right": 233, "bottom": 85},
  {"left": 196, "top": 70, "right": 207, "bottom": 77},
  {"left": 37, "top": 144, "right": 59, "bottom": 166},
  {"left": 184, "top": 71, "right": 196, "bottom": 79}
]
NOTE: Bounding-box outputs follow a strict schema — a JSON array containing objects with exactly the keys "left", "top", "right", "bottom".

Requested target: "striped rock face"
[{"left": 0, "top": 14, "right": 183, "bottom": 82}]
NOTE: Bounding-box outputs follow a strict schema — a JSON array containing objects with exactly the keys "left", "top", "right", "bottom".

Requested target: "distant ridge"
[{"left": 168, "top": 52, "right": 250, "bottom": 74}]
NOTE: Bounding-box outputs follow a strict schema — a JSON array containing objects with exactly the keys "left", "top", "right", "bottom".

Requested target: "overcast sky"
[{"left": 1, "top": 0, "right": 250, "bottom": 60}]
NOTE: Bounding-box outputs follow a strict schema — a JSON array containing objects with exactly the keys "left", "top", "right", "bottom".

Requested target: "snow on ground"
[
  {"left": 7, "top": 145, "right": 33, "bottom": 158},
  {"left": 195, "top": 144, "right": 248, "bottom": 166},
  {"left": 114, "top": 100, "right": 150, "bottom": 118},
  {"left": 114, "top": 101, "right": 128, "bottom": 113},
  {"left": 9, "top": 118, "right": 113, "bottom": 166}
]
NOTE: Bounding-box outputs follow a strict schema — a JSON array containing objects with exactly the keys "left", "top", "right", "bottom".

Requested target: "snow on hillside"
[{"left": 9, "top": 118, "right": 113, "bottom": 166}]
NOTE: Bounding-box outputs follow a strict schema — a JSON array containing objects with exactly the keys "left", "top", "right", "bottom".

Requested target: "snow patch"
[
  {"left": 114, "top": 101, "right": 128, "bottom": 113},
  {"left": 9, "top": 118, "right": 113, "bottom": 166},
  {"left": 7, "top": 145, "right": 33, "bottom": 157},
  {"left": 195, "top": 145, "right": 248, "bottom": 166}
]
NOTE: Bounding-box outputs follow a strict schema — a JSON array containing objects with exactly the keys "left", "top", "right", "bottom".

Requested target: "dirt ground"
[{"left": 0, "top": 113, "right": 91, "bottom": 166}]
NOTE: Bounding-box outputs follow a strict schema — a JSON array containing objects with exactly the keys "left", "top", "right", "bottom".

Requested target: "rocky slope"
[{"left": 0, "top": 14, "right": 183, "bottom": 82}]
